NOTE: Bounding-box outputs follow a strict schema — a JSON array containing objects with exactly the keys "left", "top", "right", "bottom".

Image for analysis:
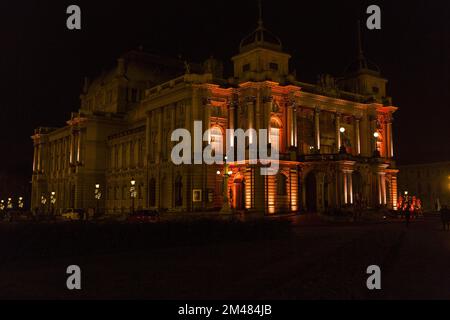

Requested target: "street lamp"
[
  {"left": 0, "top": 200, "right": 5, "bottom": 212},
  {"left": 41, "top": 194, "right": 47, "bottom": 214},
  {"left": 130, "top": 178, "right": 137, "bottom": 214},
  {"left": 7, "top": 198, "right": 12, "bottom": 209},
  {"left": 50, "top": 192, "right": 56, "bottom": 216},
  {"left": 404, "top": 190, "right": 410, "bottom": 203},
  {"left": 373, "top": 132, "right": 381, "bottom": 157},
  {"left": 18, "top": 197, "right": 24, "bottom": 210},
  {"left": 94, "top": 184, "right": 102, "bottom": 218},
  {"left": 339, "top": 127, "right": 347, "bottom": 154}
]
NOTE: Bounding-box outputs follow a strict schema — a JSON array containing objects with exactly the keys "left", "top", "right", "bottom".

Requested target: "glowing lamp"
[
  {"left": 228, "top": 171, "right": 233, "bottom": 176},
  {"left": 130, "top": 179, "right": 136, "bottom": 186},
  {"left": 374, "top": 132, "right": 380, "bottom": 138},
  {"left": 216, "top": 170, "right": 221, "bottom": 175},
  {"left": 95, "top": 184, "right": 100, "bottom": 189},
  {"left": 339, "top": 127, "right": 346, "bottom": 133}
]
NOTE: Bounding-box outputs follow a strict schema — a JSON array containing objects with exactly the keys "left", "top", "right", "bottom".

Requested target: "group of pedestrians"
[{"left": 397, "top": 194, "right": 423, "bottom": 227}]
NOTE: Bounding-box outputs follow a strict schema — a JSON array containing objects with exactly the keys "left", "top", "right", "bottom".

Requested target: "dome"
[
  {"left": 239, "top": 1, "right": 282, "bottom": 53},
  {"left": 239, "top": 26, "right": 282, "bottom": 53},
  {"left": 344, "top": 56, "right": 381, "bottom": 76}
]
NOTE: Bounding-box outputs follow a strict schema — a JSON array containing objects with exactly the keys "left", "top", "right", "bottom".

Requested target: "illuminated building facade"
[
  {"left": 399, "top": 162, "right": 450, "bottom": 211},
  {"left": 31, "top": 13, "right": 398, "bottom": 216}
]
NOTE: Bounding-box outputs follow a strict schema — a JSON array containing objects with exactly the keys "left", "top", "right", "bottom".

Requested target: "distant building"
[
  {"left": 398, "top": 162, "right": 450, "bottom": 211},
  {"left": 30, "top": 8, "right": 399, "bottom": 216}
]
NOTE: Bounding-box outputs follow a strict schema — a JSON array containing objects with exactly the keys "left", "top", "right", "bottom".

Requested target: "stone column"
[
  {"left": 387, "top": 120, "right": 394, "bottom": 158},
  {"left": 376, "top": 173, "right": 385, "bottom": 205},
  {"left": 355, "top": 118, "right": 361, "bottom": 155},
  {"left": 381, "top": 173, "right": 387, "bottom": 205},
  {"left": 205, "top": 103, "right": 211, "bottom": 143},
  {"left": 347, "top": 171, "right": 353, "bottom": 204},
  {"left": 335, "top": 113, "right": 341, "bottom": 153},
  {"left": 247, "top": 100, "right": 254, "bottom": 144},
  {"left": 293, "top": 106, "right": 298, "bottom": 147},
  {"left": 288, "top": 104, "right": 294, "bottom": 148},
  {"left": 76, "top": 129, "right": 82, "bottom": 164},
  {"left": 314, "top": 108, "right": 321, "bottom": 152},
  {"left": 33, "top": 144, "right": 37, "bottom": 173},
  {"left": 228, "top": 102, "right": 235, "bottom": 147},
  {"left": 69, "top": 130, "right": 74, "bottom": 165},
  {"left": 37, "top": 143, "right": 42, "bottom": 172},
  {"left": 145, "top": 112, "right": 151, "bottom": 162},
  {"left": 264, "top": 96, "right": 272, "bottom": 141},
  {"left": 343, "top": 170, "right": 348, "bottom": 205},
  {"left": 255, "top": 93, "right": 261, "bottom": 132},
  {"left": 157, "top": 110, "right": 163, "bottom": 163}
]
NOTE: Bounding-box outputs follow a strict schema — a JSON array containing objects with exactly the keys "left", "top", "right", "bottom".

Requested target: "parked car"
[
  {"left": 61, "top": 209, "right": 85, "bottom": 220},
  {"left": 127, "top": 210, "right": 160, "bottom": 223}
]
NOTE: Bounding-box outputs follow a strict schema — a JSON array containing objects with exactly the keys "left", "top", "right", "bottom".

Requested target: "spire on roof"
[
  {"left": 343, "top": 20, "right": 381, "bottom": 75},
  {"left": 356, "top": 20, "right": 368, "bottom": 70},
  {"left": 258, "top": 0, "right": 263, "bottom": 29},
  {"left": 239, "top": 0, "right": 282, "bottom": 53}
]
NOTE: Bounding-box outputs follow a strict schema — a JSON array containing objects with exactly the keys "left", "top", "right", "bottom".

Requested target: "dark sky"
[{"left": 1, "top": 0, "right": 449, "bottom": 182}]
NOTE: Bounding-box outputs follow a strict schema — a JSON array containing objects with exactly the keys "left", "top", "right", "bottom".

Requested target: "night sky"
[{"left": 1, "top": 0, "right": 449, "bottom": 186}]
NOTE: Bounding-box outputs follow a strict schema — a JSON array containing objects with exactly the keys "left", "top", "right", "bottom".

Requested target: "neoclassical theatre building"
[{"left": 31, "top": 15, "right": 399, "bottom": 216}]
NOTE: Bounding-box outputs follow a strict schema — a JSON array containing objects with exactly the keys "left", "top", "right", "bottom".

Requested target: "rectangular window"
[
  {"left": 269, "top": 63, "right": 279, "bottom": 71},
  {"left": 243, "top": 64, "right": 250, "bottom": 72}
]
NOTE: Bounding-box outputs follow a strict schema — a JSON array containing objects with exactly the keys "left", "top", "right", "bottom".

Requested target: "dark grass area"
[{"left": 0, "top": 219, "right": 292, "bottom": 262}]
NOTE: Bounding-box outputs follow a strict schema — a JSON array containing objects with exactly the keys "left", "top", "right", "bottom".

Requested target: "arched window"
[
  {"left": 270, "top": 117, "right": 282, "bottom": 153},
  {"left": 175, "top": 175, "right": 183, "bottom": 207},
  {"left": 277, "top": 172, "right": 287, "bottom": 196},
  {"left": 210, "top": 126, "right": 223, "bottom": 156}
]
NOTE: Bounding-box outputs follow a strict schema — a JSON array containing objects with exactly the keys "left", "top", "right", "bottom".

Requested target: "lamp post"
[
  {"left": 130, "top": 178, "right": 137, "bottom": 214},
  {"left": 217, "top": 157, "right": 233, "bottom": 214},
  {"left": 7, "top": 198, "right": 13, "bottom": 210},
  {"left": 373, "top": 132, "right": 381, "bottom": 157},
  {"left": 18, "top": 197, "right": 24, "bottom": 210},
  {"left": 50, "top": 192, "right": 56, "bottom": 217},
  {"left": 41, "top": 194, "right": 47, "bottom": 214},
  {"left": 339, "top": 127, "right": 347, "bottom": 154},
  {"left": 0, "top": 200, "right": 5, "bottom": 216},
  {"left": 94, "top": 184, "right": 101, "bottom": 218}
]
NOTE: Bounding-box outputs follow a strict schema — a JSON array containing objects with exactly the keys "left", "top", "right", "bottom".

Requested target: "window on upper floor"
[
  {"left": 210, "top": 126, "right": 223, "bottom": 157},
  {"left": 269, "top": 62, "right": 279, "bottom": 71},
  {"left": 131, "top": 88, "right": 138, "bottom": 102},
  {"left": 243, "top": 64, "right": 250, "bottom": 72},
  {"left": 270, "top": 117, "right": 282, "bottom": 153}
]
